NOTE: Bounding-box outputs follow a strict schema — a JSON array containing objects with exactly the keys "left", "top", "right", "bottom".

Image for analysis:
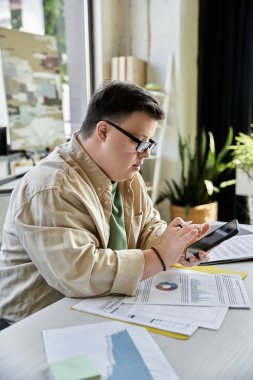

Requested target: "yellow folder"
[{"left": 173, "top": 263, "right": 247, "bottom": 279}]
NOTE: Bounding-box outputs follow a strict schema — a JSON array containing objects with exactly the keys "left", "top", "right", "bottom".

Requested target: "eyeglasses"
[{"left": 103, "top": 120, "right": 157, "bottom": 153}]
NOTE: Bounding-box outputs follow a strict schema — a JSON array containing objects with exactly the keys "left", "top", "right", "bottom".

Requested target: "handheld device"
[{"left": 185, "top": 219, "right": 239, "bottom": 261}]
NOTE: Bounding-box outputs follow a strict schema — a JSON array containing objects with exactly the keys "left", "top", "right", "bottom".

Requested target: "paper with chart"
[
  {"left": 123, "top": 268, "right": 251, "bottom": 308},
  {"left": 204, "top": 234, "right": 253, "bottom": 264},
  {"left": 73, "top": 295, "right": 197, "bottom": 336},
  {"left": 43, "top": 321, "right": 179, "bottom": 380}
]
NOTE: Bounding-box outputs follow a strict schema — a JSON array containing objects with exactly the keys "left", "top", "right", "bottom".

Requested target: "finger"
[
  {"left": 187, "top": 251, "right": 208, "bottom": 265},
  {"left": 177, "top": 223, "right": 205, "bottom": 237},
  {"left": 188, "top": 223, "right": 202, "bottom": 232},
  {"left": 188, "top": 255, "right": 201, "bottom": 266},
  {"left": 169, "top": 217, "right": 185, "bottom": 228},
  {"left": 178, "top": 255, "right": 190, "bottom": 266},
  {"left": 198, "top": 223, "right": 211, "bottom": 236},
  {"left": 179, "top": 255, "right": 195, "bottom": 267},
  {"left": 186, "top": 223, "right": 211, "bottom": 246},
  {"left": 180, "top": 228, "right": 199, "bottom": 243},
  {"left": 198, "top": 251, "right": 209, "bottom": 262},
  {"left": 187, "top": 222, "right": 210, "bottom": 234}
]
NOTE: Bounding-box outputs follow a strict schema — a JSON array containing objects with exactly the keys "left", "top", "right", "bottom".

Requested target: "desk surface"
[{"left": 1, "top": 235, "right": 253, "bottom": 379}]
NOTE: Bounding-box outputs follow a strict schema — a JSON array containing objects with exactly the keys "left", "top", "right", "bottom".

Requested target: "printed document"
[
  {"left": 123, "top": 268, "right": 251, "bottom": 308},
  {"left": 43, "top": 321, "right": 179, "bottom": 380},
  {"left": 127, "top": 304, "right": 228, "bottom": 330},
  {"left": 73, "top": 295, "right": 197, "bottom": 337},
  {"left": 204, "top": 234, "right": 253, "bottom": 264}
]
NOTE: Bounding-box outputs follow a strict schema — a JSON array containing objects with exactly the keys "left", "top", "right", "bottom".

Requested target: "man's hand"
[{"left": 156, "top": 217, "right": 211, "bottom": 268}]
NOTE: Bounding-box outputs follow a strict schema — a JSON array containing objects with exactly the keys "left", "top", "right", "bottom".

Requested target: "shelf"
[
  {"left": 141, "top": 90, "right": 169, "bottom": 203},
  {"left": 147, "top": 90, "right": 166, "bottom": 98}
]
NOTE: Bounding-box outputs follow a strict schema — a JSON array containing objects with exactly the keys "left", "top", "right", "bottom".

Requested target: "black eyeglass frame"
[{"left": 101, "top": 119, "right": 157, "bottom": 153}]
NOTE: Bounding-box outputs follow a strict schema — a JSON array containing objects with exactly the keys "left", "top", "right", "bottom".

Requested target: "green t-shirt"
[{"left": 107, "top": 182, "right": 127, "bottom": 250}]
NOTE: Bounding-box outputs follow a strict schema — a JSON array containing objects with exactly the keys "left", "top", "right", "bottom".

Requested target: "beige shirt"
[{"left": 0, "top": 133, "right": 166, "bottom": 322}]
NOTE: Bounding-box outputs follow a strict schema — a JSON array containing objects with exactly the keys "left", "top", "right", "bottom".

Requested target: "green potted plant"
[
  {"left": 229, "top": 125, "right": 253, "bottom": 178},
  {"left": 228, "top": 124, "right": 253, "bottom": 197},
  {"left": 155, "top": 128, "right": 236, "bottom": 223}
]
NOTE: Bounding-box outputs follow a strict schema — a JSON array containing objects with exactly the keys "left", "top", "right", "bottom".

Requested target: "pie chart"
[{"left": 155, "top": 281, "right": 178, "bottom": 291}]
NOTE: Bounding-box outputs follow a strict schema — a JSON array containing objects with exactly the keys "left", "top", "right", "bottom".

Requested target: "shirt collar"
[
  {"left": 67, "top": 131, "right": 135, "bottom": 195},
  {"left": 67, "top": 132, "right": 111, "bottom": 195}
]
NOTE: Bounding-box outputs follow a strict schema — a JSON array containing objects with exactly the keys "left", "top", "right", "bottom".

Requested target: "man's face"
[{"left": 99, "top": 111, "right": 158, "bottom": 182}]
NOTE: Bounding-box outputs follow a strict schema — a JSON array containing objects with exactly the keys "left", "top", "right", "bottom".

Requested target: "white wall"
[{"left": 93, "top": 0, "right": 199, "bottom": 220}]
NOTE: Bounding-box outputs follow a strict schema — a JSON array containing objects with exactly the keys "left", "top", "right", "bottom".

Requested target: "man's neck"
[
  {"left": 77, "top": 132, "right": 112, "bottom": 181},
  {"left": 77, "top": 133, "right": 97, "bottom": 162}
]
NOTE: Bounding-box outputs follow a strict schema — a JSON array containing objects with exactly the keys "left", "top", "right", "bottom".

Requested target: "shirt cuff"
[{"left": 110, "top": 249, "right": 144, "bottom": 296}]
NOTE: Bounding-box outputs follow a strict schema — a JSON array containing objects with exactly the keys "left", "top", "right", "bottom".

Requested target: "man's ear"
[{"left": 97, "top": 121, "right": 108, "bottom": 142}]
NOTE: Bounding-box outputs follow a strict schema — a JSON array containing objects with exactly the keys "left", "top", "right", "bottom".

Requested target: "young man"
[{"left": 0, "top": 81, "right": 209, "bottom": 326}]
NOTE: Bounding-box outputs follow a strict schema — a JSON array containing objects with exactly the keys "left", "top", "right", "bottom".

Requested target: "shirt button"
[
  {"left": 97, "top": 187, "right": 101, "bottom": 191},
  {"left": 104, "top": 200, "right": 108, "bottom": 204}
]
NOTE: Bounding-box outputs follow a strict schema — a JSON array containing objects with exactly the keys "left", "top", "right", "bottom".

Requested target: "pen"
[{"left": 179, "top": 221, "right": 193, "bottom": 228}]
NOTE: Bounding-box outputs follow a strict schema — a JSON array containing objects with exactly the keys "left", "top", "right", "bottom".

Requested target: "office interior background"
[{"left": 0, "top": 0, "right": 253, "bottom": 228}]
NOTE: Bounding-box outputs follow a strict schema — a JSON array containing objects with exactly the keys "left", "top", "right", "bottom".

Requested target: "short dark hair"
[{"left": 80, "top": 80, "right": 165, "bottom": 138}]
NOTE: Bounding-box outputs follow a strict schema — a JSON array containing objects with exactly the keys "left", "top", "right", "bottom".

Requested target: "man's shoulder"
[
  {"left": 11, "top": 152, "right": 75, "bottom": 207},
  {"left": 27, "top": 154, "right": 70, "bottom": 190}
]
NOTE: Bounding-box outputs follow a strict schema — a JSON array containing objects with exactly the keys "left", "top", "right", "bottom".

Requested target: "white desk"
[{"left": 1, "top": 237, "right": 253, "bottom": 379}]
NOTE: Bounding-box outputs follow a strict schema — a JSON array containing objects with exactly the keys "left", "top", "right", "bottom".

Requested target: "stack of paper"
[
  {"left": 72, "top": 267, "right": 251, "bottom": 340},
  {"left": 43, "top": 321, "right": 179, "bottom": 380}
]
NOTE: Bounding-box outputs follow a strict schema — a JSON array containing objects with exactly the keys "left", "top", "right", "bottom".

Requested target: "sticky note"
[{"left": 49, "top": 355, "right": 101, "bottom": 380}]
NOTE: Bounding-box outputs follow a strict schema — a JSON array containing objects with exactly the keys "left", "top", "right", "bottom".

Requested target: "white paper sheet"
[
  {"left": 127, "top": 304, "right": 228, "bottom": 330},
  {"left": 207, "top": 234, "right": 253, "bottom": 262},
  {"left": 43, "top": 321, "right": 179, "bottom": 380},
  {"left": 73, "top": 295, "right": 197, "bottom": 337},
  {"left": 123, "top": 268, "right": 251, "bottom": 308}
]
